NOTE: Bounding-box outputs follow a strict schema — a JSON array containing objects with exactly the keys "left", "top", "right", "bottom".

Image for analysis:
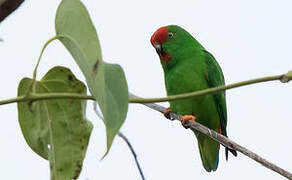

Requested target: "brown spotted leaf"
[
  {"left": 17, "top": 66, "right": 92, "bottom": 180},
  {"left": 55, "top": 0, "right": 129, "bottom": 156}
]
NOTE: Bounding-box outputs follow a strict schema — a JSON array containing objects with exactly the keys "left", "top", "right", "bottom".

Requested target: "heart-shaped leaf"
[
  {"left": 55, "top": 0, "right": 129, "bottom": 156},
  {"left": 17, "top": 66, "right": 93, "bottom": 180}
]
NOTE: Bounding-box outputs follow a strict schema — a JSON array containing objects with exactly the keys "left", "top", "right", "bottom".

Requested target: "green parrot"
[{"left": 150, "top": 25, "right": 237, "bottom": 172}]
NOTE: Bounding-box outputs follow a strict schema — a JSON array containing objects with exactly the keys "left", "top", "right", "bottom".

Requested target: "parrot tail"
[{"left": 197, "top": 135, "right": 220, "bottom": 172}]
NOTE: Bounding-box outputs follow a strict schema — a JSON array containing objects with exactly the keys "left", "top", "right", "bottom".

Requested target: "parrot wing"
[{"left": 204, "top": 50, "right": 237, "bottom": 160}]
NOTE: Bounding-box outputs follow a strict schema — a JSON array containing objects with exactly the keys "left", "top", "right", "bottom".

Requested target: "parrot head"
[
  {"left": 150, "top": 26, "right": 172, "bottom": 62},
  {"left": 150, "top": 25, "right": 203, "bottom": 70}
]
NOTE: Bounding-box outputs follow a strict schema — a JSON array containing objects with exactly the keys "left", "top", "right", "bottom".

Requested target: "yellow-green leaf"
[{"left": 17, "top": 66, "right": 92, "bottom": 180}]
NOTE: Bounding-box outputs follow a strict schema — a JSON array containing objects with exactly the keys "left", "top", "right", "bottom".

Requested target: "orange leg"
[
  {"left": 163, "top": 107, "right": 171, "bottom": 119},
  {"left": 181, "top": 115, "right": 196, "bottom": 129}
]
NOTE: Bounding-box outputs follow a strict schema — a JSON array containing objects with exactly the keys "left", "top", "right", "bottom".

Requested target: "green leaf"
[
  {"left": 17, "top": 66, "right": 93, "bottom": 180},
  {"left": 55, "top": 0, "right": 129, "bottom": 156}
]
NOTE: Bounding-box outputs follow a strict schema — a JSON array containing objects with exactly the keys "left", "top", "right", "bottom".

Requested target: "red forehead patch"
[{"left": 150, "top": 26, "right": 168, "bottom": 45}]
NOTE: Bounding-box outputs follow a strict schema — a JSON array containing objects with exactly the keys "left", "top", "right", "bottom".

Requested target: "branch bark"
[
  {"left": 129, "top": 93, "right": 292, "bottom": 180},
  {"left": 0, "top": 0, "right": 24, "bottom": 22}
]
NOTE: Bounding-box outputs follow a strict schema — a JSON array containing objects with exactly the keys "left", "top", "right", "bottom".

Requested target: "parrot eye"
[{"left": 168, "top": 32, "right": 174, "bottom": 39}]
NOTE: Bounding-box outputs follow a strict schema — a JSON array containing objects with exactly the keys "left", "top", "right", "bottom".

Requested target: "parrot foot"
[
  {"left": 181, "top": 115, "right": 196, "bottom": 129},
  {"left": 163, "top": 107, "right": 172, "bottom": 119}
]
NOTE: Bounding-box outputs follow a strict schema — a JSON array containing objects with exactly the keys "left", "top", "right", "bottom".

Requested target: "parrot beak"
[
  {"left": 154, "top": 44, "right": 164, "bottom": 57},
  {"left": 153, "top": 43, "right": 171, "bottom": 62}
]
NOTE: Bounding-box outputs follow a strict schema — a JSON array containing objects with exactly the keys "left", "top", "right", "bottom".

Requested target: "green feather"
[
  {"left": 155, "top": 25, "right": 236, "bottom": 172},
  {"left": 204, "top": 50, "right": 237, "bottom": 160}
]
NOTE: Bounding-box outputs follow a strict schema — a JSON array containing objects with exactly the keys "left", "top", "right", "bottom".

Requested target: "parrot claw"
[
  {"left": 181, "top": 115, "right": 196, "bottom": 129},
  {"left": 163, "top": 107, "right": 172, "bottom": 119}
]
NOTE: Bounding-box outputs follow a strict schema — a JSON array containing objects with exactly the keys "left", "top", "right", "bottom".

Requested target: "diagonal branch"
[
  {"left": 0, "top": 0, "right": 24, "bottom": 22},
  {"left": 93, "top": 102, "right": 145, "bottom": 180},
  {"left": 129, "top": 93, "right": 292, "bottom": 180}
]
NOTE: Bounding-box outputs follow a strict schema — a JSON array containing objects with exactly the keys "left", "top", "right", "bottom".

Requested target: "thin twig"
[
  {"left": 129, "top": 93, "right": 292, "bottom": 180},
  {"left": 93, "top": 102, "right": 145, "bottom": 180},
  {"left": 1, "top": 71, "right": 291, "bottom": 106},
  {"left": 0, "top": 93, "right": 94, "bottom": 106},
  {"left": 130, "top": 72, "right": 291, "bottom": 103}
]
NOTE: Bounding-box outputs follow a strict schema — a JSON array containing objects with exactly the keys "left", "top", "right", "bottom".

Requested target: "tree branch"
[
  {"left": 0, "top": 0, "right": 24, "bottom": 22},
  {"left": 129, "top": 93, "right": 292, "bottom": 179},
  {"left": 93, "top": 103, "right": 145, "bottom": 180}
]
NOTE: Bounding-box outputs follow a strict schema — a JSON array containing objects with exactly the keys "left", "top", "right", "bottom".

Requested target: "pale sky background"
[{"left": 0, "top": 0, "right": 292, "bottom": 179}]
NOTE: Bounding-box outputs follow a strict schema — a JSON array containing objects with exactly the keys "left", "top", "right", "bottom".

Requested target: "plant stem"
[
  {"left": 1, "top": 72, "right": 291, "bottom": 106},
  {"left": 130, "top": 74, "right": 284, "bottom": 103},
  {"left": 0, "top": 93, "right": 94, "bottom": 106},
  {"left": 33, "top": 36, "right": 59, "bottom": 81},
  {"left": 25, "top": 36, "right": 59, "bottom": 96}
]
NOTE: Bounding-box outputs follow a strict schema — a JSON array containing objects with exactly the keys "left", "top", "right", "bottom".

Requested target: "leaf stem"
[
  {"left": 25, "top": 36, "right": 59, "bottom": 96},
  {"left": 33, "top": 36, "right": 59, "bottom": 81}
]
